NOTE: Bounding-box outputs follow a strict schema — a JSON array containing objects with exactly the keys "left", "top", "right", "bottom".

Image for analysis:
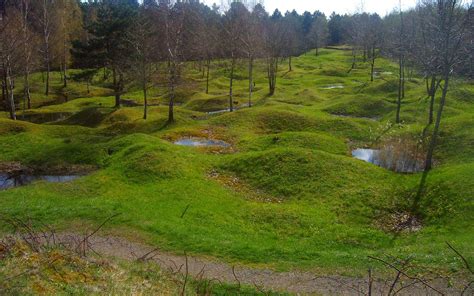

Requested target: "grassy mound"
[
  {"left": 256, "top": 110, "right": 318, "bottom": 133},
  {"left": 107, "top": 134, "right": 191, "bottom": 183},
  {"left": 325, "top": 96, "right": 393, "bottom": 118},
  {"left": 220, "top": 148, "right": 396, "bottom": 205},
  {"left": 61, "top": 107, "right": 114, "bottom": 127},
  {"left": 185, "top": 96, "right": 229, "bottom": 112},
  {"left": 239, "top": 131, "right": 348, "bottom": 155}
]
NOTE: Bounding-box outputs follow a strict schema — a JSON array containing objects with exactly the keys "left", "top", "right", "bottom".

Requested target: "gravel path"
[{"left": 56, "top": 233, "right": 467, "bottom": 295}]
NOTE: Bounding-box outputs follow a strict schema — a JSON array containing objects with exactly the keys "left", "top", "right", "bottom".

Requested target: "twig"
[
  {"left": 446, "top": 242, "right": 473, "bottom": 274},
  {"left": 137, "top": 247, "right": 160, "bottom": 262},
  {"left": 368, "top": 268, "right": 373, "bottom": 296},
  {"left": 368, "top": 256, "right": 444, "bottom": 295},
  {"left": 79, "top": 213, "right": 121, "bottom": 256},
  {"left": 232, "top": 265, "right": 241, "bottom": 290},
  {"left": 180, "top": 251, "right": 189, "bottom": 296},
  {"left": 180, "top": 204, "right": 190, "bottom": 218}
]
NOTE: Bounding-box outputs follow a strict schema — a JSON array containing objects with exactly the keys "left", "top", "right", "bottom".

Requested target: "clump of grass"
[{"left": 0, "top": 237, "right": 181, "bottom": 295}]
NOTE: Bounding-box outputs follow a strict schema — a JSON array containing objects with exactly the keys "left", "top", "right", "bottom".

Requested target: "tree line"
[{"left": 0, "top": 0, "right": 472, "bottom": 126}]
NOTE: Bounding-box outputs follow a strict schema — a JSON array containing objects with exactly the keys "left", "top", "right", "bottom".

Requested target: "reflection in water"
[
  {"left": 174, "top": 138, "right": 230, "bottom": 148},
  {"left": 352, "top": 148, "right": 424, "bottom": 173},
  {"left": 0, "top": 174, "right": 81, "bottom": 190},
  {"left": 320, "top": 84, "right": 345, "bottom": 89}
]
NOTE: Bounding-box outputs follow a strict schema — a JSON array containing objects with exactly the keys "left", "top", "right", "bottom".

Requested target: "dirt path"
[{"left": 56, "top": 233, "right": 466, "bottom": 295}]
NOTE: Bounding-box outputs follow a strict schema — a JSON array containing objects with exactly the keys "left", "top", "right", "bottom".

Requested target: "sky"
[{"left": 204, "top": 0, "right": 418, "bottom": 16}]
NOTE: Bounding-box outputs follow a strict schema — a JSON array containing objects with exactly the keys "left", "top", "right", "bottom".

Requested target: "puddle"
[
  {"left": 174, "top": 137, "right": 230, "bottom": 147},
  {"left": 0, "top": 173, "right": 82, "bottom": 190},
  {"left": 320, "top": 84, "right": 344, "bottom": 89},
  {"left": 352, "top": 148, "right": 424, "bottom": 173},
  {"left": 374, "top": 71, "right": 394, "bottom": 77}
]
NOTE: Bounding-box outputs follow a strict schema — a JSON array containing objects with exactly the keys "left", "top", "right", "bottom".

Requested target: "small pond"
[
  {"left": 320, "top": 84, "right": 345, "bottom": 89},
  {"left": 174, "top": 138, "right": 230, "bottom": 148},
  {"left": 0, "top": 174, "right": 81, "bottom": 190},
  {"left": 352, "top": 148, "right": 424, "bottom": 173}
]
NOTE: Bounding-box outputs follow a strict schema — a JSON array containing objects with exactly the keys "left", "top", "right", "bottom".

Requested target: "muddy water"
[
  {"left": 352, "top": 148, "right": 424, "bottom": 173},
  {"left": 320, "top": 84, "right": 345, "bottom": 89},
  {"left": 174, "top": 138, "right": 230, "bottom": 148},
  {"left": 0, "top": 174, "right": 81, "bottom": 190}
]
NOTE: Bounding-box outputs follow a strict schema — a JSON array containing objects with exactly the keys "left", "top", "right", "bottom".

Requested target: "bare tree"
[
  {"left": 264, "top": 13, "right": 287, "bottom": 96},
  {"left": 0, "top": 5, "right": 23, "bottom": 120},
  {"left": 396, "top": 1, "right": 406, "bottom": 124},
  {"left": 20, "top": 0, "right": 33, "bottom": 110},
  {"left": 367, "top": 14, "right": 383, "bottom": 82},
  {"left": 309, "top": 12, "right": 329, "bottom": 56},
  {"left": 420, "top": 0, "right": 471, "bottom": 171},
  {"left": 221, "top": 1, "right": 248, "bottom": 112},
  {"left": 159, "top": 0, "right": 187, "bottom": 123},
  {"left": 38, "top": 0, "right": 54, "bottom": 96},
  {"left": 127, "top": 8, "right": 159, "bottom": 120},
  {"left": 240, "top": 3, "right": 264, "bottom": 107}
]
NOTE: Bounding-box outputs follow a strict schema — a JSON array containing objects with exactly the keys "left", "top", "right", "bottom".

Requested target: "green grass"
[{"left": 0, "top": 48, "right": 472, "bottom": 280}]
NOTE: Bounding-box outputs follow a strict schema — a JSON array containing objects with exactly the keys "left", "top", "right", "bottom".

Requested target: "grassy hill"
[{"left": 0, "top": 48, "right": 472, "bottom": 283}]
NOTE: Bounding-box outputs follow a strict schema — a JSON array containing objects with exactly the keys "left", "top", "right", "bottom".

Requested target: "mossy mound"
[
  {"left": 319, "top": 68, "right": 350, "bottom": 77},
  {"left": 256, "top": 110, "right": 318, "bottom": 133},
  {"left": 240, "top": 131, "right": 347, "bottom": 155},
  {"left": 325, "top": 96, "right": 393, "bottom": 118},
  {"left": 61, "top": 107, "right": 114, "bottom": 127},
  {"left": 185, "top": 96, "right": 228, "bottom": 112},
  {"left": 220, "top": 148, "right": 395, "bottom": 206},
  {"left": 107, "top": 134, "right": 189, "bottom": 183},
  {"left": 0, "top": 118, "right": 34, "bottom": 135},
  {"left": 367, "top": 79, "right": 399, "bottom": 93}
]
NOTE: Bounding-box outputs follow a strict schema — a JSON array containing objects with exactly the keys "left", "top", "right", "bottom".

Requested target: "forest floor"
[{"left": 0, "top": 48, "right": 473, "bottom": 294}]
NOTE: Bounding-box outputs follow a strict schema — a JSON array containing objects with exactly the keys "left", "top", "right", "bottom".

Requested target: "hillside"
[{"left": 1, "top": 48, "right": 473, "bottom": 294}]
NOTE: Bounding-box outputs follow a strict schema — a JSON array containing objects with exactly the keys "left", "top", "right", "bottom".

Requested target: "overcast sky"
[{"left": 204, "top": 0, "right": 418, "bottom": 16}]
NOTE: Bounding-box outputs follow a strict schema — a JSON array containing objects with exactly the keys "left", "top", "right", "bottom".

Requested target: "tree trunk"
[
  {"left": 370, "top": 46, "right": 376, "bottom": 82},
  {"left": 45, "top": 59, "right": 50, "bottom": 96},
  {"left": 425, "top": 75, "right": 449, "bottom": 171},
  {"left": 205, "top": 58, "right": 210, "bottom": 94},
  {"left": 143, "top": 82, "right": 148, "bottom": 120},
  {"left": 6, "top": 63, "right": 16, "bottom": 120},
  {"left": 168, "top": 79, "right": 174, "bottom": 123},
  {"left": 229, "top": 55, "right": 235, "bottom": 112},
  {"left": 24, "top": 72, "right": 31, "bottom": 109},
  {"left": 248, "top": 56, "right": 253, "bottom": 107},
  {"left": 112, "top": 68, "right": 121, "bottom": 108},
  {"left": 59, "top": 63, "right": 64, "bottom": 83},
  {"left": 63, "top": 59, "right": 68, "bottom": 88},
  {"left": 22, "top": 0, "right": 31, "bottom": 109},
  {"left": 428, "top": 75, "right": 437, "bottom": 125},
  {"left": 2, "top": 68, "right": 8, "bottom": 112},
  {"left": 288, "top": 56, "right": 292, "bottom": 72},
  {"left": 348, "top": 48, "right": 356, "bottom": 72},
  {"left": 268, "top": 57, "right": 277, "bottom": 96},
  {"left": 396, "top": 55, "right": 404, "bottom": 123}
]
